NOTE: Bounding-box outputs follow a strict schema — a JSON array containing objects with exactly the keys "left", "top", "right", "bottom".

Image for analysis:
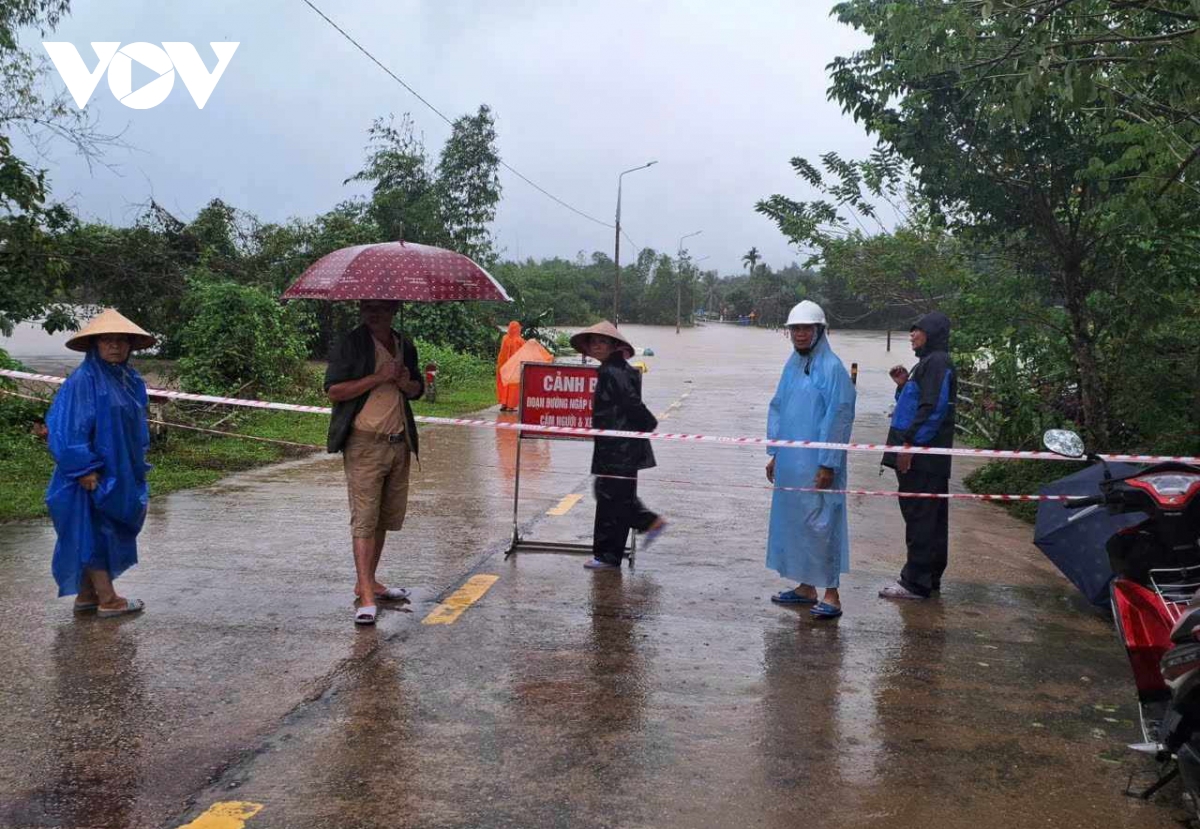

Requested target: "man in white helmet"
[{"left": 764, "top": 301, "right": 857, "bottom": 619}]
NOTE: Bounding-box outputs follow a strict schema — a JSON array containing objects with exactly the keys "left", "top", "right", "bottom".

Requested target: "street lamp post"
[
  {"left": 676, "top": 230, "right": 702, "bottom": 334},
  {"left": 613, "top": 161, "right": 657, "bottom": 326}
]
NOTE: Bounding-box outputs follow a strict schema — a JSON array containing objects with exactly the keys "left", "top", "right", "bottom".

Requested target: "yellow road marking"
[
  {"left": 547, "top": 493, "right": 583, "bottom": 516},
  {"left": 657, "top": 390, "right": 690, "bottom": 421},
  {"left": 422, "top": 574, "right": 500, "bottom": 625},
  {"left": 177, "top": 802, "right": 263, "bottom": 829}
]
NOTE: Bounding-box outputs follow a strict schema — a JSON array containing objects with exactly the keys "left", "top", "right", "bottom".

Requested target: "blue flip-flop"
[
  {"left": 771, "top": 589, "right": 818, "bottom": 605},
  {"left": 810, "top": 602, "right": 843, "bottom": 619}
]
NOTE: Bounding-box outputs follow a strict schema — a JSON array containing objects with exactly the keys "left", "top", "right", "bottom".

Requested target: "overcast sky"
[{"left": 20, "top": 0, "right": 875, "bottom": 275}]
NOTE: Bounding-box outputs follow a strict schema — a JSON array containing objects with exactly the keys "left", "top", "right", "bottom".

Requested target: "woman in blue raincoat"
[
  {"left": 765, "top": 301, "right": 857, "bottom": 619},
  {"left": 45, "top": 309, "right": 156, "bottom": 618}
]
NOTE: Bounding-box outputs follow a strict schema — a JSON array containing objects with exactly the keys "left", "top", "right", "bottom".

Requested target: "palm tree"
[{"left": 742, "top": 247, "right": 760, "bottom": 277}]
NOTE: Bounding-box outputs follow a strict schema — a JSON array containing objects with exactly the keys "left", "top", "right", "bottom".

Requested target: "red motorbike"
[{"left": 1044, "top": 430, "right": 1200, "bottom": 804}]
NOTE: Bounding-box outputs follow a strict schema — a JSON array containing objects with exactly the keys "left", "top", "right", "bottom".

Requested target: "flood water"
[{"left": 0, "top": 322, "right": 1175, "bottom": 829}]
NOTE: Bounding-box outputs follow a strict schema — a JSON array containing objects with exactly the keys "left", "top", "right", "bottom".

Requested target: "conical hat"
[
  {"left": 569, "top": 321, "right": 635, "bottom": 359},
  {"left": 65, "top": 308, "right": 157, "bottom": 353}
]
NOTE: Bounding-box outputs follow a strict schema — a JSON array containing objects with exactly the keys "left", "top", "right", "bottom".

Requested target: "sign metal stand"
[{"left": 506, "top": 361, "right": 636, "bottom": 561}]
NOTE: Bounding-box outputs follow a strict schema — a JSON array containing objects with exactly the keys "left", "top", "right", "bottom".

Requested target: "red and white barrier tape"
[
  {"left": 598, "top": 473, "right": 1086, "bottom": 502},
  {"left": 0, "top": 387, "right": 1093, "bottom": 502},
  {"left": 5, "top": 368, "right": 1197, "bottom": 465}
]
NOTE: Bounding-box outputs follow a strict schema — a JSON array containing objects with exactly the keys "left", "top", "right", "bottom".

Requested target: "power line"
[
  {"left": 300, "top": 0, "right": 614, "bottom": 230},
  {"left": 621, "top": 229, "right": 643, "bottom": 257}
]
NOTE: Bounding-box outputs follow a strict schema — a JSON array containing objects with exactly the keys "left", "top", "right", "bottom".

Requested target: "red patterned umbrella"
[{"left": 281, "top": 242, "right": 511, "bottom": 303}]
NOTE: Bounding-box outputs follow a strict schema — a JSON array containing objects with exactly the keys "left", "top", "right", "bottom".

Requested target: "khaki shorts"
[{"left": 343, "top": 432, "right": 411, "bottom": 537}]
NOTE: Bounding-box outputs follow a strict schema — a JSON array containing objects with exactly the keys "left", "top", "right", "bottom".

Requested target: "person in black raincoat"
[
  {"left": 879, "top": 311, "right": 958, "bottom": 600},
  {"left": 570, "top": 321, "right": 666, "bottom": 570}
]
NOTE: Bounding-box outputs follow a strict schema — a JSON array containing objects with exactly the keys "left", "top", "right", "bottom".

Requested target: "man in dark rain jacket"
[
  {"left": 569, "top": 321, "right": 666, "bottom": 570},
  {"left": 879, "top": 311, "right": 957, "bottom": 600}
]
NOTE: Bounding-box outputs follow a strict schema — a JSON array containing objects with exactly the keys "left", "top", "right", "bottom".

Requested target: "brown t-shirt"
[{"left": 352, "top": 337, "right": 405, "bottom": 435}]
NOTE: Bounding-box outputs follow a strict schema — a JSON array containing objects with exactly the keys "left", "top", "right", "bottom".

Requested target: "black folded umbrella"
[{"left": 1034, "top": 462, "right": 1146, "bottom": 608}]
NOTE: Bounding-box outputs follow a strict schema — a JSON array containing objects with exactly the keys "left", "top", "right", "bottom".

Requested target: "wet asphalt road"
[{"left": 0, "top": 324, "right": 1184, "bottom": 828}]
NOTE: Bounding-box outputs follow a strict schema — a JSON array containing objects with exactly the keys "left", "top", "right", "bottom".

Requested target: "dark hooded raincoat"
[{"left": 882, "top": 311, "right": 957, "bottom": 478}]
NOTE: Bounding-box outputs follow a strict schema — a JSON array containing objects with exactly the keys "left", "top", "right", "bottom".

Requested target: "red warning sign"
[{"left": 519, "top": 362, "right": 597, "bottom": 440}]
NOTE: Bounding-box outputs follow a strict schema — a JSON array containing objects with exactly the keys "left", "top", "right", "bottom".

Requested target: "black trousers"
[
  {"left": 593, "top": 475, "right": 658, "bottom": 565},
  {"left": 896, "top": 470, "right": 949, "bottom": 597}
]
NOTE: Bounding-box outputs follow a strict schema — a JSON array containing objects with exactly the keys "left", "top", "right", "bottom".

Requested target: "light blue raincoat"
[
  {"left": 45, "top": 349, "right": 151, "bottom": 597},
  {"left": 766, "top": 334, "right": 857, "bottom": 587}
]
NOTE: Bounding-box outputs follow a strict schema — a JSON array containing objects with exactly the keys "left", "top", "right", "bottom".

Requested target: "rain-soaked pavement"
[{"left": 0, "top": 324, "right": 1183, "bottom": 828}]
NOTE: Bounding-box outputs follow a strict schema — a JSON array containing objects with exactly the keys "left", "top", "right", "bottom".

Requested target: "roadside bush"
[
  {"left": 413, "top": 338, "right": 492, "bottom": 389},
  {"left": 964, "top": 459, "right": 1078, "bottom": 524},
  {"left": 0, "top": 346, "right": 23, "bottom": 371},
  {"left": 404, "top": 303, "right": 501, "bottom": 359},
  {"left": 0, "top": 347, "right": 45, "bottom": 431},
  {"left": 177, "top": 279, "right": 313, "bottom": 395},
  {"left": 546, "top": 329, "right": 573, "bottom": 354}
]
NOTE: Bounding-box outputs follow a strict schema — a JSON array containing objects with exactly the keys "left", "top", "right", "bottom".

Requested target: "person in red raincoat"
[{"left": 496, "top": 321, "right": 525, "bottom": 411}]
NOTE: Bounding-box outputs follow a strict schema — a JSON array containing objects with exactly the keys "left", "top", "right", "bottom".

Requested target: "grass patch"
[
  {"left": 0, "top": 432, "right": 54, "bottom": 522},
  {"left": 0, "top": 429, "right": 290, "bottom": 523},
  {"left": 413, "top": 384, "right": 496, "bottom": 419},
  {"left": 0, "top": 362, "right": 496, "bottom": 523},
  {"left": 964, "top": 459, "right": 1072, "bottom": 524}
]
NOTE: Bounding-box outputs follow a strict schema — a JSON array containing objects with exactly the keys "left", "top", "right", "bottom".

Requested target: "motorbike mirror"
[{"left": 1043, "top": 429, "right": 1086, "bottom": 459}]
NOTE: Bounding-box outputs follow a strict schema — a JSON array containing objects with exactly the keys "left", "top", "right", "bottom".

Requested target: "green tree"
[
  {"left": 700, "top": 271, "right": 720, "bottom": 312},
  {"left": 741, "top": 247, "right": 760, "bottom": 278},
  {"left": 793, "top": 0, "right": 1200, "bottom": 445},
  {"left": 758, "top": 152, "right": 966, "bottom": 324},
  {"left": 56, "top": 203, "right": 202, "bottom": 354},
  {"left": 436, "top": 104, "right": 502, "bottom": 263},
  {"left": 0, "top": 1, "right": 76, "bottom": 333},
  {"left": 641, "top": 254, "right": 678, "bottom": 325},
  {"left": 0, "top": 135, "right": 72, "bottom": 334},
  {"left": 725, "top": 287, "right": 753, "bottom": 317},
  {"left": 346, "top": 115, "right": 443, "bottom": 246},
  {"left": 247, "top": 200, "right": 386, "bottom": 357},
  {"left": 177, "top": 276, "right": 312, "bottom": 395}
]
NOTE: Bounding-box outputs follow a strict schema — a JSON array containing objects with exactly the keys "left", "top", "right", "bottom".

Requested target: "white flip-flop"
[
  {"left": 375, "top": 587, "right": 410, "bottom": 601},
  {"left": 355, "top": 605, "right": 378, "bottom": 626},
  {"left": 97, "top": 598, "right": 145, "bottom": 618}
]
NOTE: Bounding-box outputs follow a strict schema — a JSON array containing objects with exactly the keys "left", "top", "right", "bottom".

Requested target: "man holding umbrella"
[
  {"left": 325, "top": 300, "right": 424, "bottom": 626},
  {"left": 283, "top": 238, "right": 513, "bottom": 624}
]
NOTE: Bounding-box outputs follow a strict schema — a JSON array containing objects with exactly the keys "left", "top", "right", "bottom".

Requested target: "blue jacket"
[{"left": 883, "top": 311, "right": 957, "bottom": 478}]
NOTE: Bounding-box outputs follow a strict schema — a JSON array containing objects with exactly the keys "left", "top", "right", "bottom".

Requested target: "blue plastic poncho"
[
  {"left": 766, "top": 333, "right": 857, "bottom": 587},
  {"left": 45, "top": 349, "right": 151, "bottom": 597}
]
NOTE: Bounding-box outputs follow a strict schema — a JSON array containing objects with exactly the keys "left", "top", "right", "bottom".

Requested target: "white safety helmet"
[{"left": 785, "top": 300, "right": 827, "bottom": 327}]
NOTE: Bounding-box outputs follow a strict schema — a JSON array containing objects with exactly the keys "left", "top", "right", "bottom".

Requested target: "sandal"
[
  {"left": 641, "top": 520, "right": 668, "bottom": 549},
  {"left": 878, "top": 582, "right": 927, "bottom": 601},
  {"left": 770, "top": 589, "right": 818, "bottom": 605},
  {"left": 583, "top": 558, "right": 621, "bottom": 570},
  {"left": 97, "top": 598, "right": 145, "bottom": 618},
  {"left": 810, "top": 601, "right": 843, "bottom": 619},
  {"left": 355, "top": 605, "right": 378, "bottom": 626},
  {"left": 375, "top": 587, "right": 410, "bottom": 601}
]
